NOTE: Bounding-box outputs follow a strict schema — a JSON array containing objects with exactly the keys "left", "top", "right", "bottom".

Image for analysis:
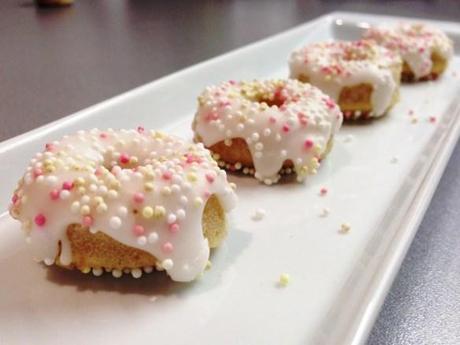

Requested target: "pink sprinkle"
[
  {"left": 49, "top": 189, "right": 60, "bottom": 200},
  {"left": 162, "top": 171, "right": 172, "bottom": 180},
  {"left": 205, "top": 112, "right": 219, "bottom": 122},
  {"left": 269, "top": 116, "right": 277, "bottom": 124},
  {"left": 99, "top": 132, "right": 108, "bottom": 139},
  {"left": 228, "top": 80, "right": 236, "bottom": 85},
  {"left": 33, "top": 168, "right": 43, "bottom": 178},
  {"left": 45, "top": 143, "right": 55, "bottom": 152},
  {"left": 205, "top": 173, "right": 215, "bottom": 183},
  {"left": 304, "top": 139, "right": 314, "bottom": 149},
  {"left": 133, "top": 192, "right": 145, "bottom": 203},
  {"left": 429, "top": 116, "right": 437, "bottom": 123},
  {"left": 82, "top": 216, "right": 93, "bottom": 227},
  {"left": 95, "top": 167, "right": 103, "bottom": 176},
  {"left": 119, "top": 153, "right": 130, "bottom": 165},
  {"left": 133, "top": 224, "right": 145, "bottom": 236},
  {"left": 282, "top": 124, "right": 290, "bottom": 133},
  {"left": 137, "top": 126, "right": 145, "bottom": 133},
  {"left": 298, "top": 113, "right": 308, "bottom": 126},
  {"left": 204, "top": 191, "right": 211, "bottom": 198},
  {"left": 169, "top": 223, "right": 180, "bottom": 233},
  {"left": 185, "top": 153, "right": 202, "bottom": 164},
  {"left": 418, "top": 47, "right": 425, "bottom": 53},
  {"left": 162, "top": 242, "right": 174, "bottom": 253},
  {"left": 324, "top": 98, "right": 336, "bottom": 110},
  {"left": 62, "top": 181, "right": 73, "bottom": 190},
  {"left": 320, "top": 187, "right": 328, "bottom": 196},
  {"left": 408, "top": 109, "right": 414, "bottom": 115},
  {"left": 34, "top": 214, "right": 46, "bottom": 227}
]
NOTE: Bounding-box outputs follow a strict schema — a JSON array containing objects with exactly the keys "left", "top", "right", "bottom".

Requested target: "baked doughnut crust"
[{"left": 57, "top": 195, "right": 225, "bottom": 272}]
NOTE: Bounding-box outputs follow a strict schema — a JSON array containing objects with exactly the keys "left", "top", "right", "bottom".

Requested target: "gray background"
[{"left": 1, "top": 1, "right": 459, "bottom": 344}]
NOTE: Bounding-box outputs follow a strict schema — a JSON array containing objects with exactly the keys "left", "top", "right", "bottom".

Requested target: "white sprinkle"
[
  {"left": 319, "top": 208, "right": 330, "bottom": 218},
  {"left": 254, "top": 151, "right": 263, "bottom": 159},
  {"left": 167, "top": 213, "right": 177, "bottom": 224},
  {"left": 263, "top": 128, "right": 271, "bottom": 136},
  {"left": 147, "top": 232, "right": 159, "bottom": 243},
  {"left": 143, "top": 266, "right": 154, "bottom": 274},
  {"left": 137, "top": 236, "right": 147, "bottom": 246},
  {"left": 112, "top": 269, "right": 122, "bottom": 278},
  {"left": 251, "top": 133, "right": 260, "bottom": 141},
  {"left": 251, "top": 208, "right": 266, "bottom": 221},
  {"left": 118, "top": 206, "right": 128, "bottom": 217},
  {"left": 59, "top": 190, "right": 71, "bottom": 200},
  {"left": 109, "top": 216, "right": 122, "bottom": 229},
  {"left": 131, "top": 268, "right": 143, "bottom": 279},
  {"left": 255, "top": 142, "right": 264, "bottom": 151},
  {"left": 343, "top": 134, "right": 354, "bottom": 143},
  {"left": 176, "top": 209, "right": 186, "bottom": 220},
  {"left": 92, "top": 267, "right": 103, "bottom": 276},
  {"left": 162, "top": 259, "right": 174, "bottom": 270},
  {"left": 45, "top": 175, "right": 58, "bottom": 186},
  {"left": 180, "top": 196, "right": 188, "bottom": 205},
  {"left": 44, "top": 258, "right": 54, "bottom": 266}
]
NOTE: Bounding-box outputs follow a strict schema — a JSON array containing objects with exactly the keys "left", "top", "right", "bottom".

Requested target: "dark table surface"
[{"left": 1, "top": 1, "right": 459, "bottom": 344}]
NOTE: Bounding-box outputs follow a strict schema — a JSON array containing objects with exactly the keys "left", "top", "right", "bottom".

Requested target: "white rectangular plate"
[{"left": 1, "top": 12, "right": 459, "bottom": 345}]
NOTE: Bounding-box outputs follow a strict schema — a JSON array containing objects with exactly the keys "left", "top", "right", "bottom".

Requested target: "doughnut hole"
[
  {"left": 401, "top": 52, "right": 448, "bottom": 82},
  {"left": 54, "top": 195, "right": 226, "bottom": 272},
  {"left": 240, "top": 84, "right": 287, "bottom": 108}
]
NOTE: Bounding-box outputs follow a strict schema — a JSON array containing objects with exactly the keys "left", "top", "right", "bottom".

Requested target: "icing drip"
[
  {"left": 10, "top": 129, "right": 237, "bottom": 282},
  {"left": 289, "top": 40, "right": 402, "bottom": 117},
  {"left": 363, "top": 23, "right": 453, "bottom": 79},
  {"left": 193, "top": 79, "right": 342, "bottom": 184}
]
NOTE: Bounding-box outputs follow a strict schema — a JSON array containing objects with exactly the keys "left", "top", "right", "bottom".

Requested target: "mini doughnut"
[
  {"left": 289, "top": 40, "right": 402, "bottom": 120},
  {"left": 9, "top": 129, "right": 237, "bottom": 282},
  {"left": 192, "top": 79, "right": 342, "bottom": 184},
  {"left": 363, "top": 23, "right": 453, "bottom": 82}
]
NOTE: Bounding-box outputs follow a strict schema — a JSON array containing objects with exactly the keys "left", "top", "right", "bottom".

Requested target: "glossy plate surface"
[{"left": 0, "top": 12, "right": 459, "bottom": 345}]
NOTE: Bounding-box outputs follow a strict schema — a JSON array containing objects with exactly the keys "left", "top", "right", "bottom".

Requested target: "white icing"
[
  {"left": 289, "top": 40, "right": 402, "bottom": 117},
  {"left": 10, "top": 129, "right": 237, "bottom": 282},
  {"left": 193, "top": 79, "right": 342, "bottom": 184},
  {"left": 363, "top": 23, "right": 453, "bottom": 79}
]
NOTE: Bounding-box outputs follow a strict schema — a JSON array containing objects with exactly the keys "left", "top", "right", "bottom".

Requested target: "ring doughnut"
[
  {"left": 9, "top": 129, "right": 237, "bottom": 282},
  {"left": 192, "top": 79, "right": 342, "bottom": 185},
  {"left": 289, "top": 40, "right": 402, "bottom": 120},
  {"left": 363, "top": 23, "right": 453, "bottom": 82}
]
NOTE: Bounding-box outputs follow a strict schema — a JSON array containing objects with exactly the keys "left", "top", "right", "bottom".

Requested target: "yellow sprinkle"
[
  {"left": 130, "top": 156, "right": 138, "bottom": 165},
  {"left": 279, "top": 273, "right": 290, "bottom": 287},
  {"left": 80, "top": 205, "right": 90, "bottom": 215},
  {"left": 154, "top": 206, "right": 166, "bottom": 218},
  {"left": 94, "top": 196, "right": 103, "bottom": 204},
  {"left": 205, "top": 261, "right": 212, "bottom": 270},
  {"left": 74, "top": 177, "right": 86, "bottom": 186},
  {"left": 142, "top": 206, "right": 154, "bottom": 219},
  {"left": 81, "top": 267, "right": 91, "bottom": 274},
  {"left": 161, "top": 186, "right": 172, "bottom": 196},
  {"left": 96, "top": 203, "right": 108, "bottom": 213},
  {"left": 144, "top": 182, "right": 155, "bottom": 192},
  {"left": 339, "top": 223, "right": 351, "bottom": 234},
  {"left": 194, "top": 197, "right": 203, "bottom": 207},
  {"left": 78, "top": 186, "right": 86, "bottom": 194},
  {"left": 187, "top": 172, "right": 198, "bottom": 182}
]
